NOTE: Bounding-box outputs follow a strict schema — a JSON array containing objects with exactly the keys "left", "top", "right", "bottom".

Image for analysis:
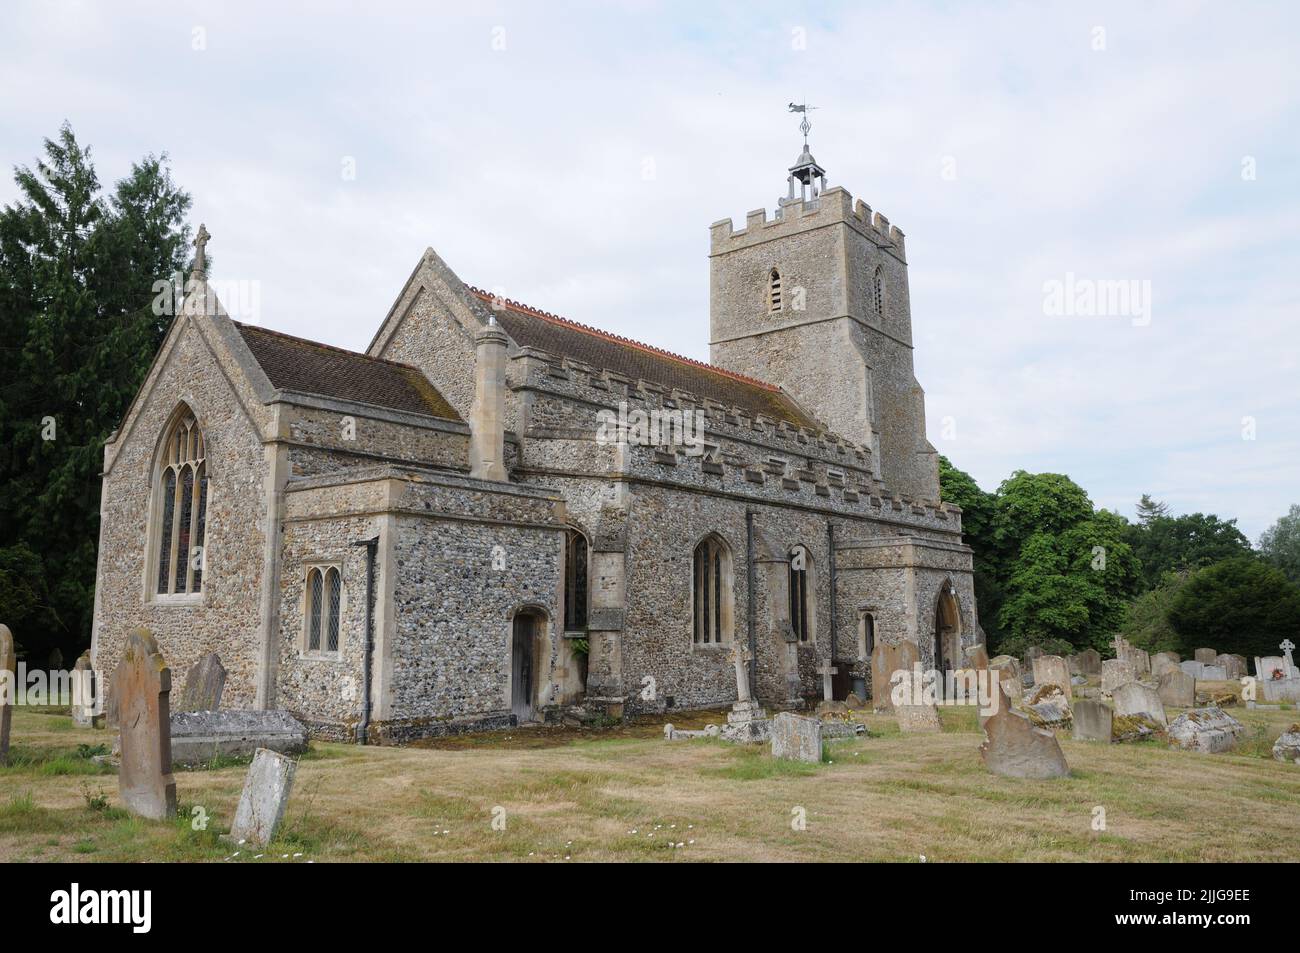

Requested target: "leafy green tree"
[
  {"left": 1116, "top": 570, "right": 1190, "bottom": 654},
  {"left": 1167, "top": 557, "right": 1300, "bottom": 658},
  {"left": 1259, "top": 504, "right": 1300, "bottom": 584},
  {"left": 0, "top": 124, "right": 191, "bottom": 664},
  {"left": 938, "top": 456, "right": 1004, "bottom": 647},
  {"left": 1126, "top": 510, "right": 1252, "bottom": 590}
]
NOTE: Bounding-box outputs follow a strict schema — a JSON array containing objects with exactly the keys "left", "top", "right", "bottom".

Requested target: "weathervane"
[{"left": 788, "top": 102, "right": 818, "bottom": 144}]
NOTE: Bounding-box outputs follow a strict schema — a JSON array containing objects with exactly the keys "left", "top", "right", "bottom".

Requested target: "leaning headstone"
[
  {"left": 177, "top": 652, "right": 227, "bottom": 712},
  {"left": 870, "top": 640, "right": 920, "bottom": 712},
  {"left": 1032, "top": 655, "right": 1072, "bottom": 700},
  {"left": 1157, "top": 669, "right": 1196, "bottom": 709},
  {"left": 1166, "top": 707, "right": 1243, "bottom": 753},
  {"left": 980, "top": 685, "right": 1069, "bottom": 779},
  {"left": 897, "top": 704, "right": 942, "bottom": 733},
  {"left": 229, "top": 748, "right": 297, "bottom": 847},
  {"left": 770, "top": 711, "right": 822, "bottom": 763},
  {"left": 71, "top": 651, "right": 97, "bottom": 727},
  {"left": 1113, "top": 682, "right": 1167, "bottom": 727},
  {"left": 1272, "top": 725, "right": 1300, "bottom": 764},
  {"left": 0, "top": 624, "right": 15, "bottom": 765},
  {"left": 1072, "top": 699, "right": 1113, "bottom": 743},
  {"left": 1194, "top": 648, "right": 1218, "bottom": 665},
  {"left": 1101, "top": 659, "right": 1136, "bottom": 695},
  {"left": 1026, "top": 684, "right": 1072, "bottom": 729},
  {"left": 1074, "top": 648, "right": 1101, "bottom": 676},
  {"left": 115, "top": 627, "right": 177, "bottom": 821}
]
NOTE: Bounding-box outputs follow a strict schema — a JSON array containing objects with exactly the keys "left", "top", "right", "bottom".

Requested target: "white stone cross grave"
[
  {"left": 817, "top": 662, "right": 838, "bottom": 701},
  {"left": 1282, "top": 639, "right": 1296, "bottom": 679}
]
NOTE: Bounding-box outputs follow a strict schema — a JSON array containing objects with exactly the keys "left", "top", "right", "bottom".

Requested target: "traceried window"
[
  {"left": 564, "top": 528, "right": 589, "bottom": 631},
  {"left": 155, "top": 408, "right": 208, "bottom": 596},
  {"left": 768, "top": 268, "right": 783, "bottom": 313},
  {"left": 789, "top": 545, "right": 813, "bottom": 642},
  {"left": 305, "top": 566, "right": 342, "bottom": 654},
  {"left": 693, "top": 535, "right": 733, "bottom": 644},
  {"left": 872, "top": 265, "right": 884, "bottom": 315}
]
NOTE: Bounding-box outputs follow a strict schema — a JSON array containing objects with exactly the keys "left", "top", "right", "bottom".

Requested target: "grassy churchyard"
[{"left": 3, "top": 690, "right": 1299, "bottom": 863}]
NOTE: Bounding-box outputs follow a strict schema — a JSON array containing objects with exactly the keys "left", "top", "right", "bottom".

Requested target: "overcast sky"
[{"left": 3, "top": 1, "right": 1297, "bottom": 539}]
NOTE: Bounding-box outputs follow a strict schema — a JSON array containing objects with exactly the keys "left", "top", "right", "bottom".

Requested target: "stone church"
[{"left": 90, "top": 139, "right": 980, "bottom": 742}]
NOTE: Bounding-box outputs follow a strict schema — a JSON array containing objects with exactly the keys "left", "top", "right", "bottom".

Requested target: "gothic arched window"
[
  {"left": 872, "top": 265, "right": 884, "bottom": 316},
  {"left": 154, "top": 407, "right": 208, "bottom": 596},
  {"left": 789, "top": 545, "right": 815, "bottom": 642},
  {"left": 768, "top": 268, "right": 783, "bottom": 313},
  {"left": 305, "top": 566, "right": 342, "bottom": 654},
  {"left": 564, "top": 528, "right": 589, "bottom": 631},
  {"left": 693, "top": 535, "right": 733, "bottom": 644}
]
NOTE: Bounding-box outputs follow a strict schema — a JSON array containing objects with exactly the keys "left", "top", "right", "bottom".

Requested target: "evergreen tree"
[
  {"left": 1135, "top": 493, "right": 1170, "bottom": 525},
  {"left": 1259, "top": 504, "right": 1300, "bottom": 584},
  {"left": 1167, "top": 558, "right": 1300, "bottom": 658},
  {"left": 0, "top": 124, "right": 191, "bottom": 663}
]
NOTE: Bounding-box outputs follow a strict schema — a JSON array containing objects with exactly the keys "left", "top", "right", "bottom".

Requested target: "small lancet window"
[
  {"left": 872, "top": 265, "right": 884, "bottom": 315},
  {"left": 768, "top": 268, "right": 783, "bottom": 313}
]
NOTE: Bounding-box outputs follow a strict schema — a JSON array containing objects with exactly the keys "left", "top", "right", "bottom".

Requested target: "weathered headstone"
[
  {"left": 1199, "top": 664, "right": 1227, "bottom": 681},
  {"left": 71, "top": 651, "right": 97, "bottom": 727},
  {"left": 770, "top": 711, "right": 822, "bottom": 763},
  {"left": 1074, "top": 648, "right": 1101, "bottom": 676},
  {"left": 897, "top": 704, "right": 942, "bottom": 733},
  {"left": 229, "top": 748, "right": 297, "bottom": 847},
  {"left": 1113, "top": 682, "right": 1167, "bottom": 727},
  {"left": 1151, "top": 653, "right": 1180, "bottom": 677},
  {"left": 870, "top": 639, "right": 920, "bottom": 712},
  {"left": 1022, "top": 646, "right": 1045, "bottom": 680},
  {"left": 1032, "top": 655, "right": 1072, "bottom": 700},
  {"left": 1216, "top": 654, "right": 1245, "bottom": 680},
  {"left": 1101, "top": 658, "right": 1135, "bottom": 695},
  {"left": 816, "top": 661, "right": 838, "bottom": 702},
  {"left": 980, "top": 685, "right": 1069, "bottom": 779},
  {"left": 1272, "top": 725, "right": 1300, "bottom": 764},
  {"left": 1167, "top": 707, "right": 1243, "bottom": 753},
  {"left": 1180, "top": 659, "right": 1205, "bottom": 679},
  {"left": 1194, "top": 648, "right": 1218, "bottom": 665},
  {"left": 1129, "top": 648, "right": 1150, "bottom": 675},
  {"left": 963, "top": 643, "right": 989, "bottom": 671},
  {"left": 1027, "top": 684, "right": 1073, "bottom": 728},
  {"left": 1072, "top": 699, "right": 1113, "bottom": 743},
  {"left": 1157, "top": 669, "right": 1196, "bottom": 709},
  {"left": 177, "top": 652, "right": 227, "bottom": 712},
  {"left": 0, "top": 624, "right": 15, "bottom": 765},
  {"left": 1154, "top": 650, "right": 1181, "bottom": 665},
  {"left": 115, "top": 627, "right": 177, "bottom": 821}
]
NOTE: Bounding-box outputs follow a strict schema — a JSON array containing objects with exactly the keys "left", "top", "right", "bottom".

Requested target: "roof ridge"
[
  {"left": 233, "top": 320, "right": 423, "bottom": 373},
  {"left": 465, "top": 286, "right": 783, "bottom": 395}
]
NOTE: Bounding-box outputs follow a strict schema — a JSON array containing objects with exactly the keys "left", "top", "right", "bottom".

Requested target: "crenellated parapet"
[{"left": 709, "top": 186, "right": 907, "bottom": 263}]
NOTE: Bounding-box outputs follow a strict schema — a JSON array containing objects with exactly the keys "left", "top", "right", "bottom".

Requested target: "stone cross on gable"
[
  {"left": 192, "top": 223, "right": 211, "bottom": 277},
  {"left": 816, "top": 661, "right": 838, "bottom": 701}
]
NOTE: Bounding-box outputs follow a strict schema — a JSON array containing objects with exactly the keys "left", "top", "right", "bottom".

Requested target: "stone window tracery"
[{"left": 154, "top": 408, "right": 208, "bottom": 596}]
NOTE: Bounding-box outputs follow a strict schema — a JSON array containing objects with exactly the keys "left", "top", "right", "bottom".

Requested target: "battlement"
[{"left": 709, "top": 185, "right": 906, "bottom": 262}]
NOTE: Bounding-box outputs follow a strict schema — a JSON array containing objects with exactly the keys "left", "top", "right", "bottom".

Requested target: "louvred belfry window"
[{"left": 156, "top": 409, "right": 208, "bottom": 595}]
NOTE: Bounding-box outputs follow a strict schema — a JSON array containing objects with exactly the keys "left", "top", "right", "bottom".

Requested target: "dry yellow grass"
[{"left": 3, "top": 701, "right": 1298, "bottom": 862}]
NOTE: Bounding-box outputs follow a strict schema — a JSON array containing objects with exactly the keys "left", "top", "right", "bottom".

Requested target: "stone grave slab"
[
  {"left": 169, "top": 709, "right": 308, "bottom": 766},
  {"left": 771, "top": 711, "right": 822, "bottom": 763},
  {"left": 1112, "top": 682, "right": 1167, "bottom": 727},
  {"left": 1167, "top": 707, "right": 1243, "bottom": 754}
]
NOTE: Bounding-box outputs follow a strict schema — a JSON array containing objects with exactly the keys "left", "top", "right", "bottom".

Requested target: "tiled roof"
[
  {"left": 235, "top": 322, "right": 461, "bottom": 422},
  {"left": 466, "top": 288, "right": 818, "bottom": 429}
]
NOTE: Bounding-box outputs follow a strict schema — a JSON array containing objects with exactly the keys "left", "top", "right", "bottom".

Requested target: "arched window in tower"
[
  {"left": 872, "top": 265, "right": 884, "bottom": 316},
  {"left": 564, "top": 528, "right": 589, "bottom": 631},
  {"left": 154, "top": 407, "right": 209, "bottom": 596},
  {"left": 788, "top": 545, "right": 815, "bottom": 642},
  {"left": 693, "top": 535, "right": 733, "bottom": 644},
  {"left": 768, "top": 268, "right": 783, "bottom": 313}
]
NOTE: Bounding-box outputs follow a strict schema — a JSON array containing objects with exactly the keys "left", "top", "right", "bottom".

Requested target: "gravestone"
[
  {"left": 770, "top": 711, "right": 822, "bottom": 763},
  {"left": 229, "top": 748, "right": 297, "bottom": 847},
  {"left": 1157, "top": 669, "right": 1196, "bottom": 708},
  {"left": 963, "top": 643, "right": 989, "bottom": 671},
  {"left": 169, "top": 710, "right": 309, "bottom": 765},
  {"left": 1166, "top": 707, "right": 1243, "bottom": 753},
  {"left": 178, "top": 652, "right": 227, "bottom": 712},
  {"left": 980, "top": 685, "right": 1069, "bottom": 779},
  {"left": 1154, "top": 650, "right": 1181, "bottom": 664},
  {"left": 988, "top": 655, "right": 1022, "bottom": 696},
  {"left": 0, "top": 624, "right": 15, "bottom": 765},
  {"left": 1113, "top": 682, "right": 1167, "bottom": 727},
  {"left": 1101, "top": 659, "right": 1135, "bottom": 695},
  {"left": 1129, "top": 648, "right": 1150, "bottom": 675},
  {"left": 1151, "top": 654, "right": 1179, "bottom": 678},
  {"left": 1216, "top": 654, "right": 1246, "bottom": 680},
  {"left": 1194, "top": 648, "right": 1218, "bottom": 665},
  {"left": 1272, "top": 726, "right": 1300, "bottom": 764},
  {"left": 1179, "top": 660, "right": 1205, "bottom": 679},
  {"left": 897, "top": 704, "right": 942, "bottom": 733},
  {"left": 1027, "top": 684, "right": 1072, "bottom": 729},
  {"left": 870, "top": 640, "right": 920, "bottom": 712},
  {"left": 1032, "top": 655, "right": 1072, "bottom": 700},
  {"left": 1074, "top": 648, "right": 1101, "bottom": 676},
  {"left": 71, "top": 651, "right": 97, "bottom": 727},
  {"left": 816, "top": 661, "right": 838, "bottom": 702},
  {"left": 1199, "top": 664, "right": 1227, "bottom": 681},
  {"left": 115, "top": 627, "right": 177, "bottom": 821},
  {"left": 1022, "top": 646, "right": 1044, "bottom": 680},
  {"left": 722, "top": 642, "right": 770, "bottom": 742},
  {"left": 1072, "top": 699, "right": 1113, "bottom": 743}
]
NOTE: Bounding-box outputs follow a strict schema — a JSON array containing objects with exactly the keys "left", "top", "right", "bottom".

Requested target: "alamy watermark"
[
  {"left": 596, "top": 401, "right": 705, "bottom": 456},
  {"left": 1043, "top": 272, "right": 1151, "bottom": 327}
]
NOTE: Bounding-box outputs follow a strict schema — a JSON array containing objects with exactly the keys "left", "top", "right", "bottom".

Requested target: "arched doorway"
[
  {"left": 934, "top": 583, "right": 962, "bottom": 693},
  {"left": 511, "top": 609, "right": 546, "bottom": 723}
]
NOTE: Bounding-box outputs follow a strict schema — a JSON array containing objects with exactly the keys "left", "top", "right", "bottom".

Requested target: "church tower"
[{"left": 708, "top": 134, "right": 940, "bottom": 502}]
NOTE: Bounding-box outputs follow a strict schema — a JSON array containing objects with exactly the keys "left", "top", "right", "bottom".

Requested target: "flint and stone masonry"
[{"left": 91, "top": 140, "right": 980, "bottom": 741}]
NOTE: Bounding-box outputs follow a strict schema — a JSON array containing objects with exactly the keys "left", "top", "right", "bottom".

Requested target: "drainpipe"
[
  {"left": 827, "top": 521, "right": 838, "bottom": 664},
  {"left": 746, "top": 509, "right": 757, "bottom": 698},
  {"left": 351, "top": 536, "right": 379, "bottom": 745}
]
